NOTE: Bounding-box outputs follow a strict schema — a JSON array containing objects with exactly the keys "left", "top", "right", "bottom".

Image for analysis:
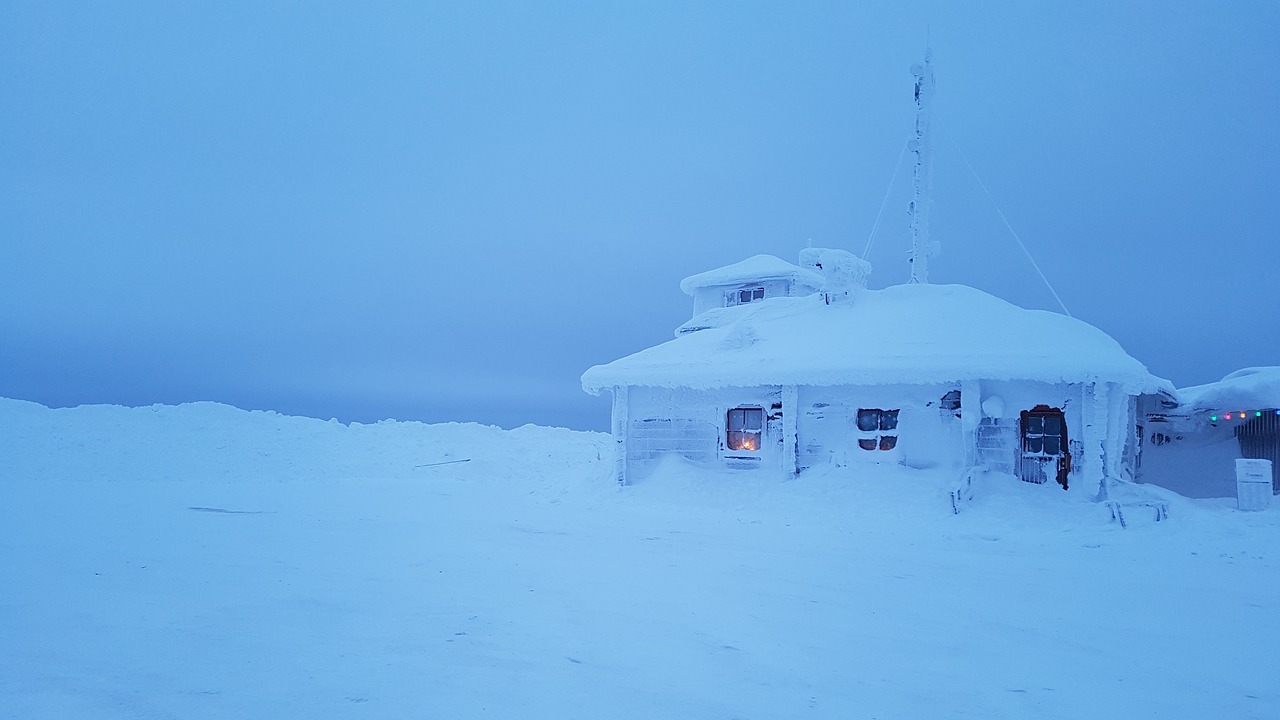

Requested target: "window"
[
  {"left": 940, "top": 389, "right": 961, "bottom": 411},
  {"left": 726, "top": 286, "right": 765, "bottom": 306},
  {"left": 726, "top": 407, "right": 764, "bottom": 452},
  {"left": 856, "top": 408, "right": 899, "bottom": 451},
  {"left": 1022, "top": 412, "right": 1063, "bottom": 456}
]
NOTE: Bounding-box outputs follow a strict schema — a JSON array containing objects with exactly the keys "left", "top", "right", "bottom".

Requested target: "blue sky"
[{"left": 2, "top": 1, "right": 1277, "bottom": 430}]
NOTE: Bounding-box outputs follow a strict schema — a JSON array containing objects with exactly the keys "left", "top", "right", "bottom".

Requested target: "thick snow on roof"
[
  {"left": 1178, "top": 367, "right": 1280, "bottom": 410},
  {"left": 679, "top": 254, "right": 823, "bottom": 295},
  {"left": 583, "top": 283, "right": 1172, "bottom": 395}
]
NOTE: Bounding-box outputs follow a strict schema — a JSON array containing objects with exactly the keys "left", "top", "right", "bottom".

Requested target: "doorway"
[{"left": 1019, "top": 405, "right": 1070, "bottom": 490}]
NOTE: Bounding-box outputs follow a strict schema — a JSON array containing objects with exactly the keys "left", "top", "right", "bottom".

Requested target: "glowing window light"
[{"left": 726, "top": 407, "right": 763, "bottom": 452}]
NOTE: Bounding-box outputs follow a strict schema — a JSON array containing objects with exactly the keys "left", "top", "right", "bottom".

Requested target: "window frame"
[
  {"left": 855, "top": 407, "right": 900, "bottom": 452},
  {"left": 1022, "top": 411, "right": 1064, "bottom": 457},
  {"left": 725, "top": 406, "right": 765, "bottom": 453},
  {"left": 726, "top": 285, "right": 766, "bottom": 307}
]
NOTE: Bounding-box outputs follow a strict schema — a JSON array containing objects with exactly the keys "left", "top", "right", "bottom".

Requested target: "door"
[{"left": 1019, "top": 405, "right": 1071, "bottom": 489}]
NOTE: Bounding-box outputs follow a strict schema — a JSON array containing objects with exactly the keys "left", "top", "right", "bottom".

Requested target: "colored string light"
[{"left": 1208, "top": 409, "right": 1278, "bottom": 420}]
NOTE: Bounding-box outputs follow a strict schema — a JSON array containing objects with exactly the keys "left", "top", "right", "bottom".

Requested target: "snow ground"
[{"left": 1, "top": 399, "right": 1277, "bottom": 719}]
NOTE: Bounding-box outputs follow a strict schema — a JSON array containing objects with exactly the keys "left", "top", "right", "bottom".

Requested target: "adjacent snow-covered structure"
[
  {"left": 1137, "top": 367, "right": 1280, "bottom": 497},
  {"left": 582, "top": 248, "right": 1173, "bottom": 497}
]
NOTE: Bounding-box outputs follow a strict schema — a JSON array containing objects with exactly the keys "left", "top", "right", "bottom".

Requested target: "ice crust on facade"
[{"left": 582, "top": 282, "right": 1170, "bottom": 396}]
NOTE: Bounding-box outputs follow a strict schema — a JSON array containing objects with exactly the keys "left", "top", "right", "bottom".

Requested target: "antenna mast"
[{"left": 908, "top": 49, "right": 937, "bottom": 283}]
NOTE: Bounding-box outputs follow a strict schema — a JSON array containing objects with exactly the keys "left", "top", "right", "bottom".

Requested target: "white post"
[
  {"left": 782, "top": 385, "right": 799, "bottom": 478},
  {"left": 611, "top": 386, "right": 629, "bottom": 485},
  {"left": 908, "top": 50, "right": 937, "bottom": 284},
  {"left": 1105, "top": 383, "right": 1128, "bottom": 482},
  {"left": 1081, "top": 383, "right": 1108, "bottom": 497},
  {"left": 956, "top": 380, "right": 981, "bottom": 468}
]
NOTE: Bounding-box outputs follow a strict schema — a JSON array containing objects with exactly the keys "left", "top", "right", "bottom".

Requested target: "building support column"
[
  {"left": 1081, "top": 382, "right": 1109, "bottom": 498},
  {"left": 960, "top": 380, "right": 981, "bottom": 469},
  {"left": 1105, "top": 383, "right": 1128, "bottom": 482},
  {"left": 611, "top": 385, "right": 629, "bottom": 486},
  {"left": 782, "top": 385, "right": 799, "bottom": 478}
]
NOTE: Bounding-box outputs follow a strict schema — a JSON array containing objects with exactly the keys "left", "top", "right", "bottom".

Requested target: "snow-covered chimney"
[{"left": 798, "top": 248, "right": 871, "bottom": 305}]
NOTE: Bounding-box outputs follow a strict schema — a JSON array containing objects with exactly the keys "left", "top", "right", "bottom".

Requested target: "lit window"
[
  {"left": 726, "top": 407, "right": 764, "bottom": 452},
  {"left": 856, "top": 408, "right": 899, "bottom": 451}
]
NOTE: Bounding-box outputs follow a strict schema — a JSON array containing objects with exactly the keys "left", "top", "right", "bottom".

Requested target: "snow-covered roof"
[
  {"left": 582, "top": 283, "right": 1172, "bottom": 395},
  {"left": 679, "top": 254, "right": 823, "bottom": 296},
  {"left": 1177, "top": 367, "right": 1280, "bottom": 410}
]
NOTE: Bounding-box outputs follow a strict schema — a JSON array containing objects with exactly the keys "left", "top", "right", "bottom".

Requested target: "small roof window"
[{"left": 727, "top": 286, "right": 765, "bottom": 307}]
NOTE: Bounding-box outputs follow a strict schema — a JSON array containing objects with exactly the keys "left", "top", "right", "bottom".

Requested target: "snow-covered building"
[
  {"left": 1138, "top": 367, "right": 1280, "bottom": 498},
  {"left": 581, "top": 248, "right": 1174, "bottom": 498},
  {"left": 581, "top": 51, "right": 1177, "bottom": 499},
  {"left": 680, "top": 253, "right": 824, "bottom": 317}
]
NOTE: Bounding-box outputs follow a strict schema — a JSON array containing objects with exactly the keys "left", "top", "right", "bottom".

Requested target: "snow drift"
[{"left": 1, "top": 398, "right": 1277, "bottom": 719}]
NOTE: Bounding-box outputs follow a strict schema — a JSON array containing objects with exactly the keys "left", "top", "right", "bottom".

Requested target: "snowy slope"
[{"left": 2, "top": 398, "right": 1277, "bottom": 719}]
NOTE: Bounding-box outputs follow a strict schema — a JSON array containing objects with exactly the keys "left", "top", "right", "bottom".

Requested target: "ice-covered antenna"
[{"left": 907, "top": 49, "right": 937, "bottom": 284}]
